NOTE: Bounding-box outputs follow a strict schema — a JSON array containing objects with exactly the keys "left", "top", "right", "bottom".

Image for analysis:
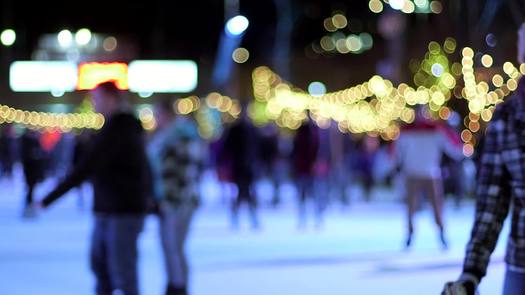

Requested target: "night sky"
[
  {"left": 1, "top": 1, "right": 383, "bottom": 60},
  {"left": 1, "top": 0, "right": 524, "bottom": 96}
]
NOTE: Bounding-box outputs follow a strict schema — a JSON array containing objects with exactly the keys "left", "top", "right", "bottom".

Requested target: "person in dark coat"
[
  {"left": 258, "top": 124, "right": 280, "bottom": 207},
  {"left": 292, "top": 120, "right": 320, "bottom": 228},
  {"left": 0, "top": 124, "right": 16, "bottom": 180},
  {"left": 221, "top": 112, "right": 260, "bottom": 229},
  {"left": 36, "top": 81, "right": 153, "bottom": 295},
  {"left": 71, "top": 130, "right": 93, "bottom": 210},
  {"left": 20, "top": 129, "right": 47, "bottom": 218}
]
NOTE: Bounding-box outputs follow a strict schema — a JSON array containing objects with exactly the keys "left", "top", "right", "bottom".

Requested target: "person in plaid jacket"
[
  {"left": 443, "top": 24, "right": 525, "bottom": 295},
  {"left": 148, "top": 101, "right": 205, "bottom": 295}
]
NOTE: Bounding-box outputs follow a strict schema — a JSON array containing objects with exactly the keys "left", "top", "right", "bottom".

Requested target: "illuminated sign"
[
  {"left": 9, "top": 60, "right": 198, "bottom": 93},
  {"left": 10, "top": 61, "right": 77, "bottom": 92},
  {"left": 128, "top": 60, "right": 198, "bottom": 93},
  {"left": 77, "top": 62, "right": 128, "bottom": 90}
]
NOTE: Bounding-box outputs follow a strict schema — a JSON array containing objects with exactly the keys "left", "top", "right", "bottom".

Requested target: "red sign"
[{"left": 77, "top": 62, "right": 128, "bottom": 90}]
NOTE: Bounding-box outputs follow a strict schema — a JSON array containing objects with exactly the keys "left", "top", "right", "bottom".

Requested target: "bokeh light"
[
  {"left": 369, "top": 0, "right": 384, "bottom": 13},
  {"left": 57, "top": 30, "right": 73, "bottom": 48},
  {"left": 390, "top": 0, "right": 406, "bottom": 10},
  {"left": 481, "top": 54, "right": 493, "bottom": 68},
  {"left": 308, "top": 82, "right": 327, "bottom": 97},
  {"left": 226, "top": 15, "right": 249, "bottom": 36},
  {"left": 75, "top": 28, "right": 92, "bottom": 46},
  {"left": 232, "top": 47, "right": 250, "bottom": 63},
  {"left": 103, "top": 36, "right": 117, "bottom": 51},
  {"left": 0, "top": 29, "right": 16, "bottom": 46},
  {"left": 430, "top": 1, "right": 443, "bottom": 13},
  {"left": 332, "top": 14, "right": 347, "bottom": 29}
]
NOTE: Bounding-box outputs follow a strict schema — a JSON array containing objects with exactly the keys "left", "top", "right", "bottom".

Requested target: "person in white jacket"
[{"left": 396, "top": 106, "right": 463, "bottom": 249}]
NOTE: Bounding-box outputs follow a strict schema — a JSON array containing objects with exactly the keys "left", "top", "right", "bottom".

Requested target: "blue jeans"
[
  {"left": 90, "top": 214, "right": 145, "bottom": 295},
  {"left": 503, "top": 267, "right": 525, "bottom": 295},
  {"left": 159, "top": 202, "right": 195, "bottom": 287}
]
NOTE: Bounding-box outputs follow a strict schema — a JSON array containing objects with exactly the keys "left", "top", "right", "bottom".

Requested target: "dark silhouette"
[
  {"left": 0, "top": 125, "right": 16, "bottom": 180},
  {"left": 38, "top": 81, "right": 152, "bottom": 295},
  {"left": 221, "top": 114, "right": 260, "bottom": 229},
  {"left": 292, "top": 121, "right": 321, "bottom": 228},
  {"left": 21, "top": 129, "right": 47, "bottom": 218}
]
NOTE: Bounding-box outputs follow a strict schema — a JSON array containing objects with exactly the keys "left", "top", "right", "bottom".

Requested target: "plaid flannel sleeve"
[{"left": 462, "top": 114, "right": 512, "bottom": 281}]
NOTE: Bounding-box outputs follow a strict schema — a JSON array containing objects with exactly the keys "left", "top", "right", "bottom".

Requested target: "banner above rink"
[{"left": 9, "top": 60, "right": 198, "bottom": 93}]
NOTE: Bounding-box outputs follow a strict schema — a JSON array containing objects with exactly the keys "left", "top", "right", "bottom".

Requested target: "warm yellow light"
[
  {"left": 402, "top": 1, "right": 415, "bottom": 13},
  {"left": 462, "top": 47, "right": 474, "bottom": 58},
  {"left": 75, "top": 28, "right": 92, "bottom": 46},
  {"left": 176, "top": 98, "right": 194, "bottom": 115},
  {"left": 431, "top": 92, "right": 445, "bottom": 105},
  {"left": 103, "top": 37, "right": 118, "bottom": 52},
  {"left": 369, "top": 76, "right": 388, "bottom": 97},
  {"left": 443, "top": 38, "right": 456, "bottom": 54},
  {"left": 400, "top": 108, "right": 415, "bottom": 123},
  {"left": 468, "top": 112, "right": 479, "bottom": 122},
  {"left": 428, "top": 41, "right": 441, "bottom": 54},
  {"left": 481, "top": 54, "right": 493, "bottom": 68},
  {"left": 139, "top": 108, "right": 154, "bottom": 122},
  {"left": 438, "top": 107, "right": 450, "bottom": 120},
  {"left": 77, "top": 62, "right": 128, "bottom": 90},
  {"left": 481, "top": 109, "right": 493, "bottom": 122},
  {"left": 520, "top": 64, "right": 525, "bottom": 75},
  {"left": 369, "top": 0, "right": 384, "bottom": 13},
  {"left": 218, "top": 96, "right": 233, "bottom": 112},
  {"left": 232, "top": 47, "right": 250, "bottom": 63},
  {"left": 206, "top": 92, "right": 221, "bottom": 108},
  {"left": 492, "top": 74, "right": 504, "bottom": 87},
  {"left": 469, "top": 121, "right": 480, "bottom": 132},
  {"left": 503, "top": 62, "right": 515, "bottom": 75},
  {"left": 463, "top": 143, "right": 474, "bottom": 157},
  {"left": 323, "top": 18, "right": 337, "bottom": 32},
  {"left": 336, "top": 39, "right": 350, "bottom": 53},
  {"left": 468, "top": 100, "right": 483, "bottom": 114},
  {"left": 430, "top": 1, "right": 443, "bottom": 14},
  {"left": 320, "top": 36, "right": 335, "bottom": 51},
  {"left": 442, "top": 73, "right": 456, "bottom": 89},
  {"left": 346, "top": 35, "right": 362, "bottom": 52},
  {"left": 1, "top": 29, "right": 16, "bottom": 46},
  {"left": 230, "top": 101, "right": 242, "bottom": 116},
  {"left": 332, "top": 14, "right": 347, "bottom": 29},
  {"left": 461, "top": 129, "right": 472, "bottom": 142},
  {"left": 507, "top": 79, "right": 518, "bottom": 91}
]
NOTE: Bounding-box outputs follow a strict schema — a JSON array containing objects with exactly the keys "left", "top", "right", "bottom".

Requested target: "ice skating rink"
[{"left": 0, "top": 173, "right": 507, "bottom": 295}]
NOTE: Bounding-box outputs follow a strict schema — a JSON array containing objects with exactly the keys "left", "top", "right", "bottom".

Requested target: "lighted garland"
[
  {"left": 251, "top": 41, "right": 524, "bottom": 152},
  {"left": 2, "top": 38, "right": 522, "bottom": 149},
  {"left": 0, "top": 104, "right": 104, "bottom": 131},
  {"left": 137, "top": 93, "right": 241, "bottom": 139},
  {"left": 369, "top": 0, "right": 443, "bottom": 14}
]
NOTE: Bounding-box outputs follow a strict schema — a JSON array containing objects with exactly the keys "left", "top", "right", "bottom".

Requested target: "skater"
[
  {"left": 443, "top": 24, "right": 525, "bottom": 295},
  {"left": 36, "top": 81, "right": 152, "bottom": 295},
  {"left": 20, "top": 129, "right": 47, "bottom": 218},
  {"left": 221, "top": 108, "right": 260, "bottom": 230},
  {"left": 395, "top": 105, "right": 462, "bottom": 249},
  {"left": 149, "top": 101, "right": 205, "bottom": 295}
]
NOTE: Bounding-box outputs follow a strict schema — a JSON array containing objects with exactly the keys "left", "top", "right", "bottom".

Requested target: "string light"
[
  {"left": 2, "top": 39, "right": 522, "bottom": 145},
  {"left": 0, "top": 104, "right": 104, "bottom": 131},
  {"left": 251, "top": 40, "right": 524, "bottom": 143}
]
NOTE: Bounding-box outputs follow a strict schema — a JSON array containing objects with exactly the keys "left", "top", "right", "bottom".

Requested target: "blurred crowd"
[
  {"left": 0, "top": 84, "right": 480, "bottom": 295},
  {"left": 0, "top": 102, "right": 477, "bottom": 227}
]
